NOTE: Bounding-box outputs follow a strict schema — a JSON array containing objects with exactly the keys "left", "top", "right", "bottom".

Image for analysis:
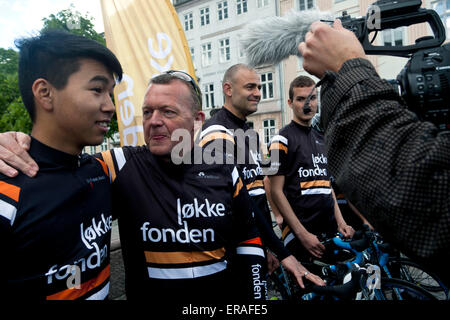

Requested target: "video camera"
[{"left": 336, "top": 0, "right": 449, "bottom": 130}]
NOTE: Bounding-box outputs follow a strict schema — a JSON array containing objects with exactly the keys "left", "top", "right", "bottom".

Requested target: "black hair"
[
  {"left": 16, "top": 30, "right": 123, "bottom": 121},
  {"left": 288, "top": 75, "right": 315, "bottom": 100}
]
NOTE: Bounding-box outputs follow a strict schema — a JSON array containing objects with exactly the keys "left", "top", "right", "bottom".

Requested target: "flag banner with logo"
[{"left": 100, "top": 0, "right": 195, "bottom": 146}]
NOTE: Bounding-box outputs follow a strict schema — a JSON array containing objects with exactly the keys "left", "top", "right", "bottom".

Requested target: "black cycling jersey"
[
  {"left": 199, "top": 107, "right": 290, "bottom": 260},
  {"left": 0, "top": 137, "right": 112, "bottom": 300},
  {"left": 98, "top": 146, "right": 267, "bottom": 301},
  {"left": 269, "top": 121, "right": 336, "bottom": 247}
]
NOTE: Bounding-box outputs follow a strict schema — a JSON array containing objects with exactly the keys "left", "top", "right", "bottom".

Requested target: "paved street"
[{"left": 109, "top": 221, "right": 126, "bottom": 300}]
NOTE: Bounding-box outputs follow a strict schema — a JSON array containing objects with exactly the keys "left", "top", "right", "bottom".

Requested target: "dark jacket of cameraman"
[{"left": 319, "top": 58, "right": 450, "bottom": 282}]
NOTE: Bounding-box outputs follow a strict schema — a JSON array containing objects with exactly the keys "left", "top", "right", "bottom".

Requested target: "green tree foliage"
[
  {"left": 1, "top": 5, "right": 119, "bottom": 140},
  {"left": 0, "top": 48, "right": 19, "bottom": 75},
  {"left": 41, "top": 4, "right": 105, "bottom": 45},
  {"left": 0, "top": 48, "right": 31, "bottom": 133}
]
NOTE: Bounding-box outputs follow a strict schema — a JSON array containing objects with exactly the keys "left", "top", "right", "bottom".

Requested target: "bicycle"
[
  {"left": 269, "top": 229, "right": 443, "bottom": 301},
  {"left": 353, "top": 227, "right": 449, "bottom": 300}
]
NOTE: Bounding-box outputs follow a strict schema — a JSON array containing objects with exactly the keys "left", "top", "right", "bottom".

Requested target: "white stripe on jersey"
[
  {"left": 236, "top": 246, "right": 265, "bottom": 258},
  {"left": 200, "top": 125, "right": 234, "bottom": 139},
  {"left": 147, "top": 261, "right": 227, "bottom": 279},
  {"left": 270, "top": 135, "right": 288, "bottom": 146},
  {"left": 85, "top": 282, "right": 110, "bottom": 300},
  {"left": 0, "top": 199, "right": 17, "bottom": 226},
  {"left": 249, "top": 188, "right": 266, "bottom": 196},
  {"left": 283, "top": 233, "right": 295, "bottom": 246},
  {"left": 232, "top": 167, "right": 240, "bottom": 185},
  {"left": 113, "top": 148, "right": 126, "bottom": 171},
  {"left": 301, "top": 188, "right": 332, "bottom": 195}
]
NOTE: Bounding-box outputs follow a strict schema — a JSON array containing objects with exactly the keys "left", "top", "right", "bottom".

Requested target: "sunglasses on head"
[{"left": 164, "top": 70, "right": 202, "bottom": 108}]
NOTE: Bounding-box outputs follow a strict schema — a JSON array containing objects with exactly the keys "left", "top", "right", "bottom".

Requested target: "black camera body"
[
  {"left": 397, "top": 43, "right": 450, "bottom": 129},
  {"left": 337, "top": 0, "right": 449, "bottom": 130}
]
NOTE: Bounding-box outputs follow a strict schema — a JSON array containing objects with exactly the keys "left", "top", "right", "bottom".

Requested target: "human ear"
[
  {"left": 223, "top": 82, "right": 232, "bottom": 97},
  {"left": 32, "top": 79, "right": 54, "bottom": 111}
]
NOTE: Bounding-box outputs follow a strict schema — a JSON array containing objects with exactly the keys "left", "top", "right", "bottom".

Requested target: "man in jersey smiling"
[{"left": 0, "top": 30, "right": 123, "bottom": 300}]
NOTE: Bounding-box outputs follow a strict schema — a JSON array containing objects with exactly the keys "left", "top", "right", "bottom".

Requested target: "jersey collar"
[{"left": 29, "top": 136, "right": 81, "bottom": 169}]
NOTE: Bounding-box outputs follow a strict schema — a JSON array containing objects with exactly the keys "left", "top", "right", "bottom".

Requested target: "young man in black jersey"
[
  {"left": 0, "top": 30, "right": 123, "bottom": 300},
  {"left": 0, "top": 72, "right": 325, "bottom": 300},
  {"left": 268, "top": 75, "right": 354, "bottom": 262}
]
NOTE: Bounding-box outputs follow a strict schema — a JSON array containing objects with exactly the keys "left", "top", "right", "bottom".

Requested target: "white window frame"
[
  {"left": 237, "top": 0, "right": 248, "bottom": 15},
  {"left": 257, "top": 0, "right": 269, "bottom": 8},
  {"left": 263, "top": 119, "right": 276, "bottom": 145},
  {"left": 184, "top": 12, "right": 193, "bottom": 31},
  {"left": 299, "top": 0, "right": 314, "bottom": 11},
  {"left": 238, "top": 44, "right": 245, "bottom": 58},
  {"left": 260, "top": 72, "right": 274, "bottom": 100},
  {"left": 100, "top": 141, "right": 108, "bottom": 152},
  {"left": 219, "top": 38, "right": 231, "bottom": 63},
  {"left": 382, "top": 27, "right": 404, "bottom": 47},
  {"left": 200, "top": 7, "right": 210, "bottom": 26},
  {"left": 204, "top": 83, "right": 215, "bottom": 109},
  {"left": 218, "top": 1, "right": 229, "bottom": 21},
  {"left": 201, "top": 42, "right": 212, "bottom": 67},
  {"left": 433, "top": 0, "right": 450, "bottom": 39},
  {"left": 190, "top": 47, "right": 196, "bottom": 69}
]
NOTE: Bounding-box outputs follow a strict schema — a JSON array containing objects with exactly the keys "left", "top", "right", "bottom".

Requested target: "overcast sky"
[{"left": 0, "top": 0, "right": 104, "bottom": 49}]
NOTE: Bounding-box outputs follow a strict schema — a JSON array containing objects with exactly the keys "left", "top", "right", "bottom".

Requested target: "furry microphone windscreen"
[{"left": 239, "top": 9, "right": 333, "bottom": 67}]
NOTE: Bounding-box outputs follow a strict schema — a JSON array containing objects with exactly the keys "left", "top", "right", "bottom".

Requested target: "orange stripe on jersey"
[
  {"left": 246, "top": 180, "right": 264, "bottom": 190},
  {"left": 233, "top": 179, "right": 243, "bottom": 198},
  {"left": 198, "top": 132, "right": 235, "bottom": 147},
  {"left": 0, "top": 181, "right": 20, "bottom": 202},
  {"left": 240, "top": 237, "right": 262, "bottom": 246},
  {"left": 145, "top": 248, "right": 226, "bottom": 264},
  {"left": 100, "top": 151, "right": 116, "bottom": 182},
  {"left": 269, "top": 142, "right": 287, "bottom": 154},
  {"left": 95, "top": 158, "right": 109, "bottom": 177},
  {"left": 282, "top": 226, "right": 291, "bottom": 240},
  {"left": 300, "top": 180, "right": 330, "bottom": 189},
  {"left": 46, "top": 265, "right": 110, "bottom": 300}
]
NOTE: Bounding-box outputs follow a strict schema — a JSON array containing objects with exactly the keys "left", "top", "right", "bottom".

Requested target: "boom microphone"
[{"left": 239, "top": 9, "right": 332, "bottom": 67}]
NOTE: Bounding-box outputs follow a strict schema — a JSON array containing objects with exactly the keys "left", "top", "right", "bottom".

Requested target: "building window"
[
  {"left": 257, "top": 0, "right": 269, "bottom": 7},
  {"left": 184, "top": 12, "right": 193, "bottom": 31},
  {"left": 238, "top": 44, "right": 245, "bottom": 58},
  {"left": 299, "top": 0, "right": 314, "bottom": 10},
  {"left": 190, "top": 47, "right": 196, "bottom": 68},
  {"left": 237, "top": 0, "right": 248, "bottom": 14},
  {"left": 202, "top": 43, "right": 212, "bottom": 66},
  {"left": 260, "top": 72, "right": 274, "bottom": 100},
  {"left": 383, "top": 27, "right": 404, "bottom": 47},
  {"left": 433, "top": 0, "right": 450, "bottom": 39},
  {"left": 246, "top": 121, "right": 254, "bottom": 129},
  {"left": 218, "top": 1, "right": 229, "bottom": 21},
  {"left": 101, "top": 142, "right": 108, "bottom": 152},
  {"left": 219, "top": 38, "right": 231, "bottom": 63},
  {"left": 200, "top": 7, "right": 210, "bottom": 26},
  {"left": 204, "top": 83, "right": 215, "bottom": 109},
  {"left": 263, "top": 119, "right": 276, "bottom": 145}
]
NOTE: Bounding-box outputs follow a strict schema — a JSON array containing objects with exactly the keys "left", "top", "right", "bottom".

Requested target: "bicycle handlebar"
[{"left": 306, "top": 269, "right": 366, "bottom": 300}]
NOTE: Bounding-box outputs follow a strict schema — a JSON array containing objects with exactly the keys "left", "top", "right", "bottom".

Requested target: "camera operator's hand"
[{"left": 298, "top": 19, "right": 366, "bottom": 78}]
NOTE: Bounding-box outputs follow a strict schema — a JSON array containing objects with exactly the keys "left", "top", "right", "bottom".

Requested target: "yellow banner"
[{"left": 100, "top": 0, "right": 195, "bottom": 146}]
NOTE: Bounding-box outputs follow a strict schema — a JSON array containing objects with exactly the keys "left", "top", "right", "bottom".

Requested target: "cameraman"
[{"left": 299, "top": 19, "right": 449, "bottom": 284}]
